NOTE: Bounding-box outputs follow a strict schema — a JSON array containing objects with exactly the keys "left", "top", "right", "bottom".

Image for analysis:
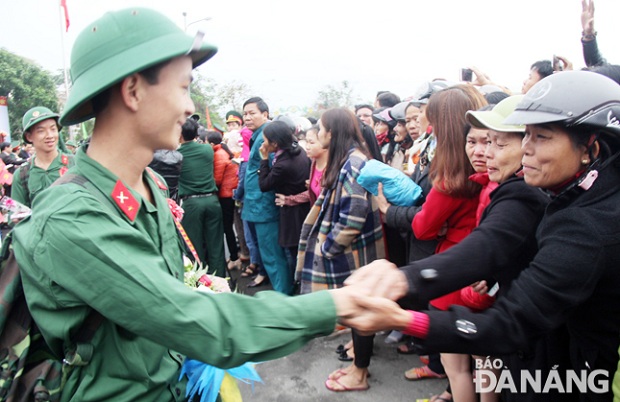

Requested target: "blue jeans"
[{"left": 243, "top": 219, "right": 263, "bottom": 271}]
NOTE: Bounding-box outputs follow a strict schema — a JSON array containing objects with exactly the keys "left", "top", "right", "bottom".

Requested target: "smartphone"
[
  {"left": 552, "top": 55, "right": 564, "bottom": 72},
  {"left": 460, "top": 68, "right": 473, "bottom": 82}
]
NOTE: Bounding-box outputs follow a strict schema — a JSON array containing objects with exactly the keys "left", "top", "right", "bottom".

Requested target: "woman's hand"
[
  {"left": 344, "top": 259, "right": 408, "bottom": 300},
  {"left": 275, "top": 193, "right": 287, "bottom": 207},
  {"left": 376, "top": 182, "right": 391, "bottom": 214},
  {"left": 555, "top": 55, "right": 573, "bottom": 71},
  {"left": 259, "top": 142, "right": 269, "bottom": 160},
  {"left": 471, "top": 280, "right": 489, "bottom": 295},
  {"left": 470, "top": 66, "right": 492, "bottom": 86},
  {"left": 331, "top": 287, "right": 412, "bottom": 335}
]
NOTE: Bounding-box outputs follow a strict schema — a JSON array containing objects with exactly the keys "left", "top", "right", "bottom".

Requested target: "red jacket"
[
  {"left": 212, "top": 144, "right": 238, "bottom": 198},
  {"left": 412, "top": 186, "right": 479, "bottom": 311}
]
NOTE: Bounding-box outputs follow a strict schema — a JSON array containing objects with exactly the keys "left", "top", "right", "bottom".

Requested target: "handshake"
[{"left": 328, "top": 259, "right": 412, "bottom": 335}]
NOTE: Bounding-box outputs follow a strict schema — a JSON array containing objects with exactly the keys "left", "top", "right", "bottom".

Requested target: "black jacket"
[
  {"left": 400, "top": 176, "right": 548, "bottom": 307},
  {"left": 582, "top": 37, "right": 607, "bottom": 67},
  {"left": 418, "top": 163, "right": 620, "bottom": 402},
  {"left": 258, "top": 148, "right": 311, "bottom": 248}
]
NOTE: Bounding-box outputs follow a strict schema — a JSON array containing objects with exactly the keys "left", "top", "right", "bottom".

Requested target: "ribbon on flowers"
[
  {"left": 180, "top": 359, "right": 262, "bottom": 402},
  {"left": 167, "top": 198, "right": 200, "bottom": 263}
]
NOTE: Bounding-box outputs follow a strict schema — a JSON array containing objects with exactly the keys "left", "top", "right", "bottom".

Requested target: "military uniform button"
[
  {"left": 420, "top": 269, "right": 438, "bottom": 280},
  {"left": 455, "top": 319, "right": 477, "bottom": 334}
]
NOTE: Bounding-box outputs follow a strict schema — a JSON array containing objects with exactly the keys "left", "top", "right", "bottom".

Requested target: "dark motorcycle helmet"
[{"left": 504, "top": 71, "right": 620, "bottom": 153}]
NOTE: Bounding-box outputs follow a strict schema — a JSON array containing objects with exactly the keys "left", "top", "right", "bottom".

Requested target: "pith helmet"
[
  {"left": 22, "top": 106, "right": 60, "bottom": 143},
  {"left": 60, "top": 7, "right": 218, "bottom": 126}
]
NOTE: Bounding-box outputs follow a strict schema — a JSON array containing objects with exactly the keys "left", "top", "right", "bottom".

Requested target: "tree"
[
  {"left": 313, "top": 80, "right": 355, "bottom": 116},
  {"left": 212, "top": 80, "right": 253, "bottom": 115},
  {"left": 0, "top": 49, "right": 59, "bottom": 138}
]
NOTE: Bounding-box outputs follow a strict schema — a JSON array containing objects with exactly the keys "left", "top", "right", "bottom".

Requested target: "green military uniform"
[
  {"left": 177, "top": 141, "right": 227, "bottom": 276},
  {"left": 13, "top": 149, "right": 337, "bottom": 401},
  {"left": 11, "top": 152, "right": 74, "bottom": 207}
]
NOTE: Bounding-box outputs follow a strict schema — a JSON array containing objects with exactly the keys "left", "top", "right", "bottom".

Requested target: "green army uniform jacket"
[
  {"left": 177, "top": 141, "right": 217, "bottom": 197},
  {"left": 13, "top": 148, "right": 337, "bottom": 401},
  {"left": 12, "top": 152, "right": 74, "bottom": 207}
]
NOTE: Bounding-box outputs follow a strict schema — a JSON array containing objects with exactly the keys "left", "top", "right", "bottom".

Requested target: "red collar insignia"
[
  {"left": 61, "top": 154, "right": 69, "bottom": 166},
  {"left": 111, "top": 180, "right": 139, "bottom": 221},
  {"left": 146, "top": 168, "right": 168, "bottom": 190}
]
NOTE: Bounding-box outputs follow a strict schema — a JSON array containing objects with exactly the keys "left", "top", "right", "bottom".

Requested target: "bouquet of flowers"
[
  {"left": 0, "top": 196, "right": 31, "bottom": 220},
  {"left": 180, "top": 256, "right": 261, "bottom": 402}
]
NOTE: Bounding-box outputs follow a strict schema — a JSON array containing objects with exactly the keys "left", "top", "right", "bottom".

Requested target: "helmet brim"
[
  {"left": 503, "top": 109, "right": 568, "bottom": 126},
  {"left": 60, "top": 34, "right": 217, "bottom": 126}
]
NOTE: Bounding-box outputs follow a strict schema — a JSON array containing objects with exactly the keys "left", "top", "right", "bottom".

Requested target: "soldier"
[
  {"left": 12, "top": 106, "right": 74, "bottom": 207},
  {"left": 177, "top": 116, "right": 227, "bottom": 276},
  {"left": 12, "top": 8, "right": 369, "bottom": 400}
]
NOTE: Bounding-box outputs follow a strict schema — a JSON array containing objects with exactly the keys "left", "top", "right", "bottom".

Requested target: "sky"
[{"left": 2, "top": 0, "right": 620, "bottom": 116}]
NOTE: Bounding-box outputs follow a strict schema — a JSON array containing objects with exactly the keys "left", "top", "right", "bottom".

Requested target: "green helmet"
[
  {"left": 60, "top": 7, "right": 218, "bottom": 126},
  {"left": 21, "top": 106, "right": 60, "bottom": 144}
]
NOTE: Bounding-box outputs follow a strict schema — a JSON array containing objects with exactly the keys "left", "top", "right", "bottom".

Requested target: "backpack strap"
[
  {"left": 19, "top": 153, "right": 74, "bottom": 208},
  {"left": 19, "top": 163, "right": 30, "bottom": 206}
]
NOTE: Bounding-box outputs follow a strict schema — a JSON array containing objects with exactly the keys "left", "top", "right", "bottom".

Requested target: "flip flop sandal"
[
  {"left": 338, "top": 350, "right": 353, "bottom": 362},
  {"left": 240, "top": 264, "right": 258, "bottom": 277},
  {"left": 324, "top": 378, "right": 369, "bottom": 392},
  {"left": 404, "top": 366, "right": 447, "bottom": 381}
]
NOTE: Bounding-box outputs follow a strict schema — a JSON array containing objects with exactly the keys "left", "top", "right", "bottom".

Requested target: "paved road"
[{"left": 231, "top": 265, "right": 448, "bottom": 401}]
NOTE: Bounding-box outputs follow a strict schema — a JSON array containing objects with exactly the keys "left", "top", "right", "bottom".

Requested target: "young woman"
[
  {"left": 296, "top": 108, "right": 385, "bottom": 393},
  {"left": 410, "top": 85, "right": 487, "bottom": 402},
  {"left": 257, "top": 121, "right": 311, "bottom": 289}
]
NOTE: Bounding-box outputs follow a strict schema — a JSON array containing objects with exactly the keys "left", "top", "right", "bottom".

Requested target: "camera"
[
  {"left": 552, "top": 55, "right": 564, "bottom": 72},
  {"left": 460, "top": 68, "right": 473, "bottom": 82}
]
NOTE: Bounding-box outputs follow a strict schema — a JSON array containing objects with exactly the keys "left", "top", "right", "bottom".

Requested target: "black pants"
[
  {"left": 219, "top": 197, "right": 238, "bottom": 261},
  {"left": 352, "top": 329, "right": 375, "bottom": 369}
]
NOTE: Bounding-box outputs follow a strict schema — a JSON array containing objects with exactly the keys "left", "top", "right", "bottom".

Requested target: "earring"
[{"left": 582, "top": 159, "right": 590, "bottom": 165}]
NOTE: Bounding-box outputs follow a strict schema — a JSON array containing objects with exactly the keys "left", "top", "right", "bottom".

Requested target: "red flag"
[
  {"left": 60, "top": 0, "right": 70, "bottom": 32},
  {"left": 205, "top": 105, "right": 213, "bottom": 129}
]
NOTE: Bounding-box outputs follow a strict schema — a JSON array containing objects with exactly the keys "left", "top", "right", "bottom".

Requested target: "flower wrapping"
[{"left": 180, "top": 258, "right": 261, "bottom": 401}]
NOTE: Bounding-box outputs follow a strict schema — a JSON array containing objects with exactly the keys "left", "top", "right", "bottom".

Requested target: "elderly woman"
[{"left": 345, "top": 71, "right": 620, "bottom": 402}]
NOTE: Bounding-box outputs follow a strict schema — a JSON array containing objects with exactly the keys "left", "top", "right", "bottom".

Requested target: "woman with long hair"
[
  {"left": 409, "top": 85, "right": 487, "bottom": 402},
  {"left": 296, "top": 107, "right": 385, "bottom": 392}
]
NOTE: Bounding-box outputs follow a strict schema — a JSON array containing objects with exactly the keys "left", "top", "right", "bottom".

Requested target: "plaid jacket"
[{"left": 296, "top": 148, "right": 385, "bottom": 293}]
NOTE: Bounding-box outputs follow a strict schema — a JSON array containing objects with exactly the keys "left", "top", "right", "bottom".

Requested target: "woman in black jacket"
[
  {"left": 345, "top": 71, "right": 620, "bottom": 402},
  {"left": 258, "top": 121, "right": 311, "bottom": 285}
]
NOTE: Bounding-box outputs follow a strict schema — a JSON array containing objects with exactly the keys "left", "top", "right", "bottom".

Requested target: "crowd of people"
[{"left": 4, "top": 1, "right": 620, "bottom": 401}]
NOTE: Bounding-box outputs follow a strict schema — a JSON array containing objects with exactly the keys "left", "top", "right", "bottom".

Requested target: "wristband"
[{"left": 582, "top": 30, "right": 597, "bottom": 41}]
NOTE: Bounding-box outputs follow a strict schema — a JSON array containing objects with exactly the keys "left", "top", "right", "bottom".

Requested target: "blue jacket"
[{"left": 241, "top": 123, "right": 279, "bottom": 222}]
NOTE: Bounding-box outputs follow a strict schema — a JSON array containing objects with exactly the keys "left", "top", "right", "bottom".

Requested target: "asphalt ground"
[{"left": 230, "top": 263, "right": 448, "bottom": 401}]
